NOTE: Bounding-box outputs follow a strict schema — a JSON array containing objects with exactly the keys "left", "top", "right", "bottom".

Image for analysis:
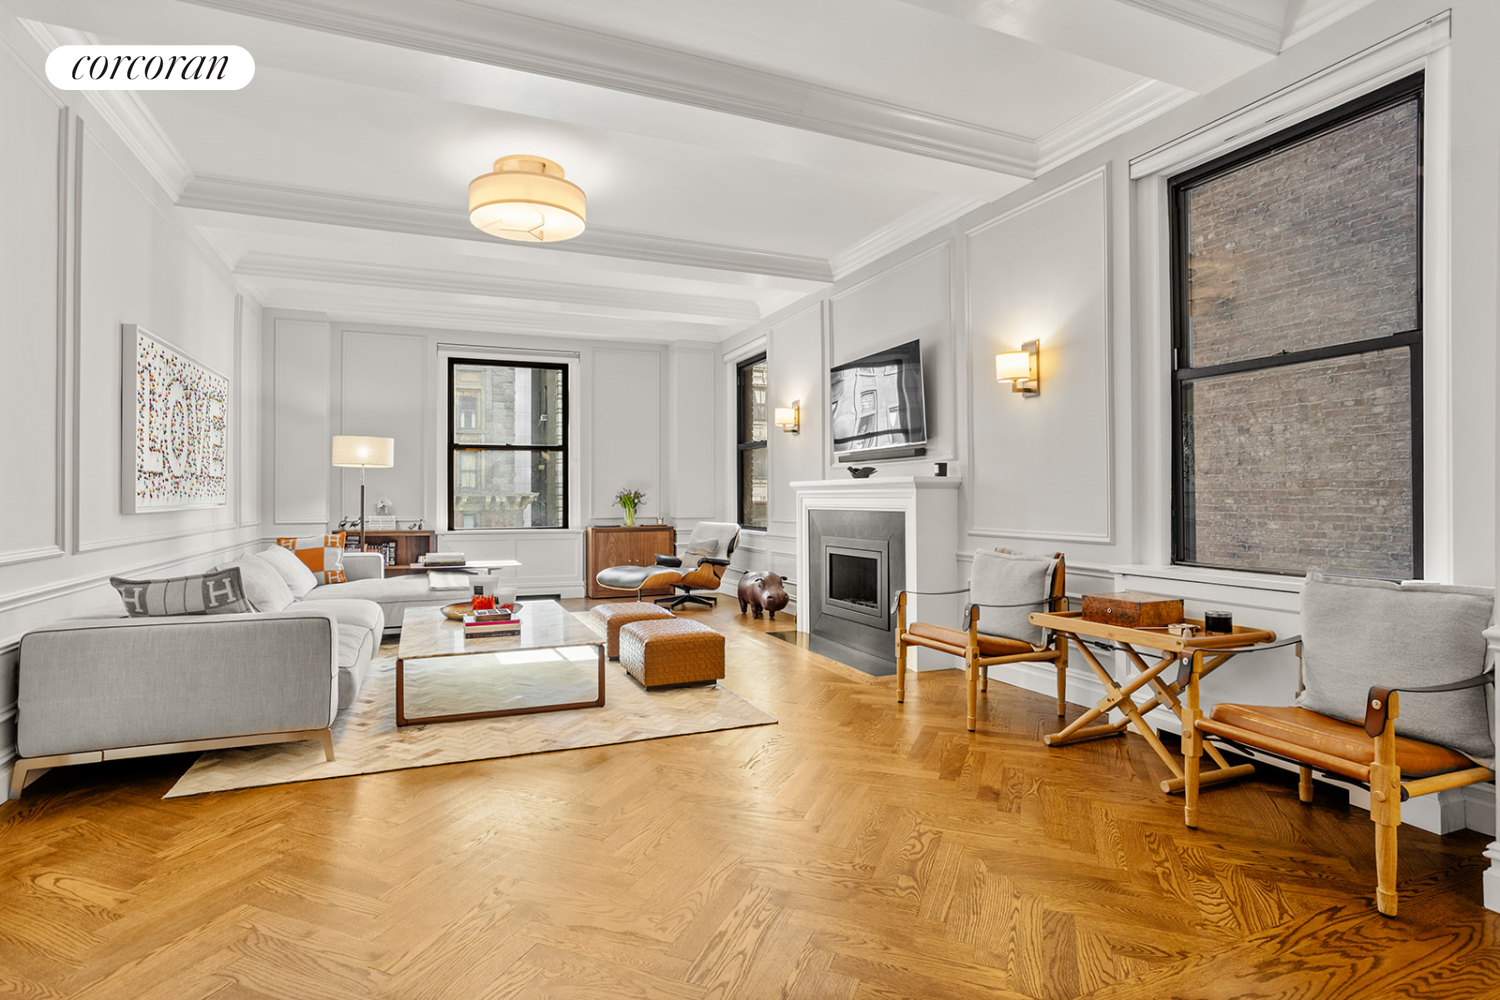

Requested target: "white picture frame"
[{"left": 121, "top": 323, "right": 229, "bottom": 512}]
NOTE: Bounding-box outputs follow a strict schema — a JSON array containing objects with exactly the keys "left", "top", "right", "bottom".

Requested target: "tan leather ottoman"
[
  {"left": 618, "top": 618, "right": 725, "bottom": 688},
  {"left": 591, "top": 602, "right": 676, "bottom": 658}
]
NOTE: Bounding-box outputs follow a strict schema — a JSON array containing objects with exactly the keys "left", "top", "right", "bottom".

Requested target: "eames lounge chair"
[
  {"left": 595, "top": 521, "right": 740, "bottom": 610},
  {"left": 895, "top": 548, "right": 1069, "bottom": 732},
  {"left": 1185, "top": 572, "right": 1495, "bottom": 917}
]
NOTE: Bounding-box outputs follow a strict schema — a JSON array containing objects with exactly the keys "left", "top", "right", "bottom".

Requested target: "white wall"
[
  {"left": 0, "top": 22, "right": 265, "bottom": 794},
  {"left": 262, "top": 319, "right": 711, "bottom": 596},
  {"left": 718, "top": 0, "right": 1500, "bottom": 832}
]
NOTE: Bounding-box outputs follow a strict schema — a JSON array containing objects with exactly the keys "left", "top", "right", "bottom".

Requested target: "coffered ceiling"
[{"left": 8, "top": 0, "right": 1376, "bottom": 341}]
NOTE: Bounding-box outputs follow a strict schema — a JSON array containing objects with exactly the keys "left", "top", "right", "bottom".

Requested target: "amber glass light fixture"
[{"left": 468, "top": 155, "right": 586, "bottom": 242}]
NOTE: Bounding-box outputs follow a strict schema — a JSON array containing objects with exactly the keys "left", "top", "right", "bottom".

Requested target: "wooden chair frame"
[
  {"left": 895, "top": 554, "right": 1069, "bottom": 732},
  {"left": 1187, "top": 649, "right": 1493, "bottom": 918}
]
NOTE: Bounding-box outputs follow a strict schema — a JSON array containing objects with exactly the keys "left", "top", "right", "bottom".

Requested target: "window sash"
[
  {"left": 737, "top": 353, "right": 768, "bottom": 529},
  {"left": 448, "top": 358, "right": 569, "bottom": 530},
  {"left": 1168, "top": 76, "right": 1423, "bottom": 578}
]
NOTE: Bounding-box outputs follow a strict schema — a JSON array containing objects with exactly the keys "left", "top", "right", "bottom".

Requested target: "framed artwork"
[{"left": 121, "top": 323, "right": 229, "bottom": 512}]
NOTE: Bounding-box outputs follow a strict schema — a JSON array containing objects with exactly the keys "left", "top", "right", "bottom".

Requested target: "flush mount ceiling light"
[{"left": 468, "top": 154, "right": 586, "bottom": 242}]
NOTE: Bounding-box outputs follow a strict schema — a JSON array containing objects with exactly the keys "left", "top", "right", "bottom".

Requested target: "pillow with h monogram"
[
  {"left": 110, "top": 567, "right": 252, "bottom": 618},
  {"left": 276, "top": 533, "right": 347, "bottom": 585}
]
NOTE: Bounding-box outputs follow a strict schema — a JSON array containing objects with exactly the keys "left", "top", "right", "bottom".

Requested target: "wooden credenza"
[
  {"left": 356, "top": 530, "right": 435, "bottom": 576},
  {"left": 585, "top": 525, "right": 676, "bottom": 598}
]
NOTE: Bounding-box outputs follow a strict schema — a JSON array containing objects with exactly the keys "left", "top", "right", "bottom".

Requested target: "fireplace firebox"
[
  {"left": 804, "top": 509, "right": 905, "bottom": 669},
  {"left": 822, "top": 537, "right": 888, "bottom": 629}
]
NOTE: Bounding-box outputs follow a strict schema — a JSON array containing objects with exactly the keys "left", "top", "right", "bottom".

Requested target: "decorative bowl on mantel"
[{"left": 847, "top": 466, "right": 876, "bottom": 479}]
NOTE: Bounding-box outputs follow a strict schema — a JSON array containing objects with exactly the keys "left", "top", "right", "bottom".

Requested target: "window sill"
[{"left": 1108, "top": 563, "right": 1306, "bottom": 595}]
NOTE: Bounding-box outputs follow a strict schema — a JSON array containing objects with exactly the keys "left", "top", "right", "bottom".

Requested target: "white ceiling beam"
[
  {"left": 173, "top": 0, "right": 1037, "bottom": 174},
  {"left": 235, "top": 252, "right": 763, "bottom": 323},
  {"left": 248, "top": 284, "right": 733, "bottom": 343},
  {"left": 178, "top": 175, "right": 834, "bottom": 282},
  {"left": 1113, "top": 0, "right": 1286, "bottom": 52},
  {"left": 893, "top": 0, "right": 1276, "bottom": 92}
]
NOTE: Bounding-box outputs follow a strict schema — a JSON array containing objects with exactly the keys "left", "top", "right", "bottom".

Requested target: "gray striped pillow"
[{"left": 110, "top": 567, "right": 252, "bottom": 617}]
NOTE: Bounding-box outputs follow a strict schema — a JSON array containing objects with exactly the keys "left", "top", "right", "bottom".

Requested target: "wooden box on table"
[{"left": 1080, "top": 591, "right": 1184, "bottom": 628}]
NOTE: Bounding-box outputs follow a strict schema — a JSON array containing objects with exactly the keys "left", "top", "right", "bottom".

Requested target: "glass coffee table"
[{"left": 395, "top": 601, "right": 605, "bottom": 727}]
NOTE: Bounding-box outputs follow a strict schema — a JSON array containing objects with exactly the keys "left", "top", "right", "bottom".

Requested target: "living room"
[{"left": 3, "top": 0, "right": 1499, "bottom": 995}]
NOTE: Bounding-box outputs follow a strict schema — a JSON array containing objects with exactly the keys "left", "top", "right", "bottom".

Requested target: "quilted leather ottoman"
[
  {"left": 618, "top": 618, "right": 725, "bottom": 688},
  {"left": 591, "top": 601, "right": 676, "bottom": 658}
]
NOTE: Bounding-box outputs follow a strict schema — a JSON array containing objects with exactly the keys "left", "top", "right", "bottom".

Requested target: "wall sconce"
[
  {"left": 774, "top": 400, "right": 800, "bottom": 434},
  {"left": 995, "top": 339, "right": 1040, "bottom": 396}
]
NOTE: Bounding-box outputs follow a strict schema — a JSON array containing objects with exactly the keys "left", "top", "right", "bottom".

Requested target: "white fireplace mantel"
[{"left": 792, "top": 476, "right": 961, "bottom": 669}]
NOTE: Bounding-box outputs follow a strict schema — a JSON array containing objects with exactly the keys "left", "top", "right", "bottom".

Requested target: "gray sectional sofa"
[{"left": 9, "top": 544, "right": 472, "bottom": 797}]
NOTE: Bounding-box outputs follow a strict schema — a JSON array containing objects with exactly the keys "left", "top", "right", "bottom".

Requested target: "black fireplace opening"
[{"left": 828, "top": 552, "right": 878, "bottom": 611}]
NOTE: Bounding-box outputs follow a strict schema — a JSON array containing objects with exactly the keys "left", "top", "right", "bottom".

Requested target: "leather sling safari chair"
[
  {"left": 595, "top": 521, "right": 740, "bottom": 610},
  {"left": 895, "top": 549, "right": 1068, "bottom": 732},
  {"left": 1183, "top": 572, "right": 1495, "bottom": 917}
]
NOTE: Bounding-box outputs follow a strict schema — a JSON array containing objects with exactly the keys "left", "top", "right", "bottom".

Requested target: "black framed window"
[
  {"left": 448, "top": 358, "right": 568, "bottom": 530},
  {"left": 1170, "top": 75, "right": 1422, "bottom": 579},
  {"left": 736, "top": 353, "right": 768, "bottom": 529}
]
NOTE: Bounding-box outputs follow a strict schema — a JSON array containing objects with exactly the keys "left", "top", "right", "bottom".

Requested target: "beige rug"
[{"left": 166, "top": 616, "right": 775, "bottom": 798}]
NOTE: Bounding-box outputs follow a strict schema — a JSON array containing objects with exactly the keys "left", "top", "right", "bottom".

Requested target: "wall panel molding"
[
  {"left": 964, "top": 165, "right": 1114, "bottom": 544},
  {"left": 0, "top": 39, "right": 69, "bottom": 568}
]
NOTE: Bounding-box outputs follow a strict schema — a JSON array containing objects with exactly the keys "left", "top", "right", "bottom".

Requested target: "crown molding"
[
  {"left": 1283, "top": 0, "right": 1381, "bottom": 49},
  {"left": 18, "top": 20, "right": 194, "bottom": 199},
  {"left": 1036, "top": 78, "right": 1195, "bottom": 173},
  {"left": 176, "top": 0, "right": 1035, "bottom": 175},
  {"left": 235, "top": 252, "right": 761, "bottom": 321},
  {"left": 1114, "top": 0, "right": 1283, "bottom": 53},
  {"left": 829, "top": 194, "right": 986, "bottom": 280},
  {"left": 1129, "top": 11, "right": 1449, "bottom": 179},
  {"left": 178, "top": 175, "right": 833, "bottom": 281},
  {"left": 257, "top": 287, "right": 731, "bottom": 343}
]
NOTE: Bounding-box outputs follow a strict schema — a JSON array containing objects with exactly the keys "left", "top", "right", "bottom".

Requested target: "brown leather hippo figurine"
[{"left": 737, "top": 571, "right": 789, "bottom": 619}]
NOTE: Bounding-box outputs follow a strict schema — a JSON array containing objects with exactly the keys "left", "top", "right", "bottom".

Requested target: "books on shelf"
[
  {"left": 364, "top": 515, "right": 398, "bottom": 530},
  {"left": 364, "top": 542, "right": 397, "bottom": 566}
]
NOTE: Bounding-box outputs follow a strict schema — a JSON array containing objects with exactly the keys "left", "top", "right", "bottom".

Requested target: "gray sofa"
[
  {"left": 7, "top": 543, "right": 471, "bottom": 798},
  {"left": 311, "top": 551, "right": 474, "bottom": 630},
  {"left": 11, "top": 605, "right": 372, "bottom": 797}
]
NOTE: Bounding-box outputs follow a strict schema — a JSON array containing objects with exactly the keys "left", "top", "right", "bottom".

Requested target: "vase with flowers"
[{"left": 614, "top": 488, "right": 646, "bottom": 527}]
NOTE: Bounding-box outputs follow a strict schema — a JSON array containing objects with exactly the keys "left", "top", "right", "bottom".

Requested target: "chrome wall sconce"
[
  {"left": 995, "top": 339, "right": 1040, "bottom": 396},
  {"left": 774, "top": 400, "right": 800, "bottom": 434}
]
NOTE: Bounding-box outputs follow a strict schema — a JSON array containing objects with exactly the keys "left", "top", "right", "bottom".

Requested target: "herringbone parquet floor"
[{"left": 2, "top": 599, "right": 1498, "bottom": 999}]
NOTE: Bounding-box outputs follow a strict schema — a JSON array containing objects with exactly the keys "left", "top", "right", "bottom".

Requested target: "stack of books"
[
  {"left": 420, "top": 552, "right": 467, "bottom": 567},
  {"left": 463, "top": 608, "right": 520, "bottom": 637}
]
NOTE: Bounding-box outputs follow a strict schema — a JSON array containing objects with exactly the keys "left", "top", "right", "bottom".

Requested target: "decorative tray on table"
[{"left": 441, "top": 601, "right": 523, "bottom": 621}]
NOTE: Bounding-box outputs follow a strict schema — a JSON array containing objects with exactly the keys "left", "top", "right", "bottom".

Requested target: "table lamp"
[{"left": 331, "top": 435, "right": 395, "bottom": 547}]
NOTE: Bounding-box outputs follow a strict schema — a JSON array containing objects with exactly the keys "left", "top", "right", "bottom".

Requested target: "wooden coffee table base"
[{"left": 395, "top": 645, "right": 606, "bottom": 727}]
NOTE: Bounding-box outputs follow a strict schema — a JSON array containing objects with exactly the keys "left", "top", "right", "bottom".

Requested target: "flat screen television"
[{"left": 829, "top": 339, "right": 928, "bottom": 460}]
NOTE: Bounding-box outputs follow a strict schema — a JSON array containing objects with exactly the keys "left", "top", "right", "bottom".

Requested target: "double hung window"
[
  {"left": 736, "top": 354, "right": 768, "bottom": 530},
  {"left": 1170, "top": 76, "right": 1423, "bottom": 578},
  {"left": 448, "top": 359, "right": 568, "bottom": 530}
]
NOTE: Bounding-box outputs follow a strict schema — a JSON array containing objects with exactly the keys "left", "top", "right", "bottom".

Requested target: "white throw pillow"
[
  {"left": 218, "top": 555, "right": 296, "bottom": 612},
  {"left": 253, "top": 544, "right": 319, "bottom": 599}
]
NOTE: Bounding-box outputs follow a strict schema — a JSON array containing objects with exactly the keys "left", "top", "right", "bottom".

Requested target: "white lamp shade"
[
  {"left": 995, "top": 351, "right": 1032, "bottom": 382},
  {"left": 469, "top": 155, "right": 586, "bottom": 242},
  {"left": 774, "top": 407, "right": 797, "bottom": 427},
  {"left": 331, "top": 435, "right": 395, "bottom": 468}
]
